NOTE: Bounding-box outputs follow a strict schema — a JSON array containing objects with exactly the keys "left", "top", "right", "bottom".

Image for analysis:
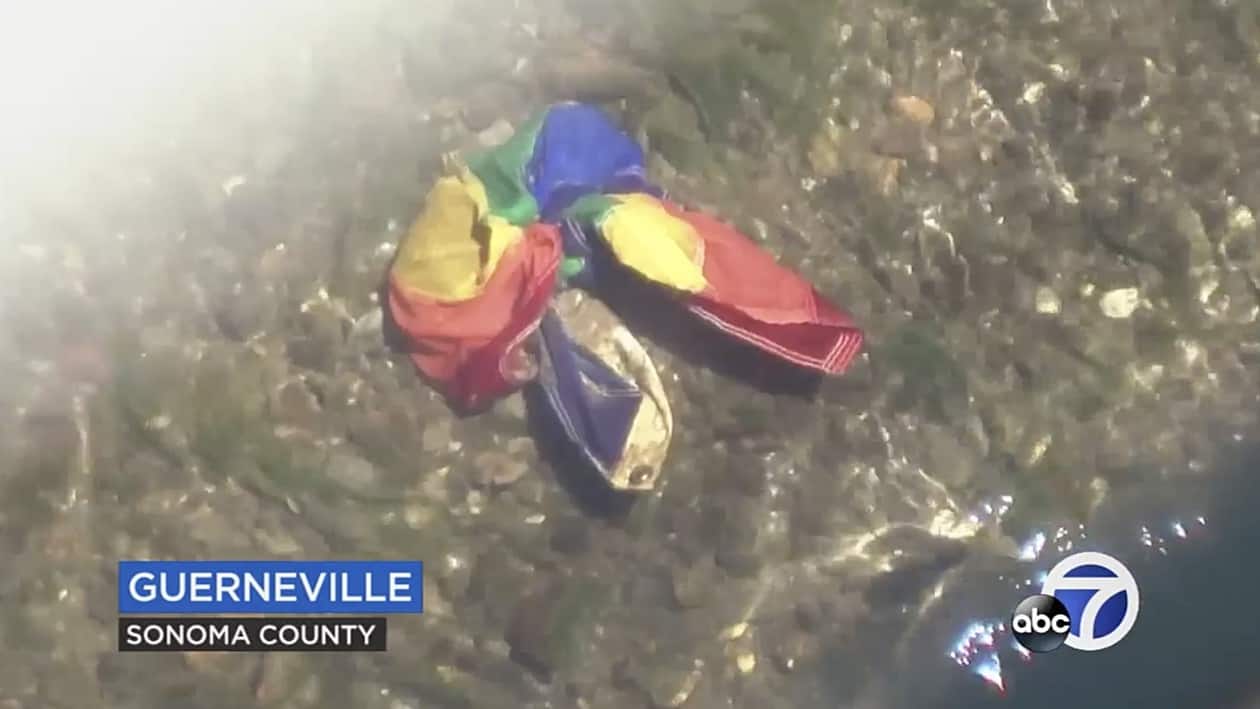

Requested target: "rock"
[
  {"left": 641, "top": 91, "right": 708, "bottom": 173},
  {"left": 435, "top": 551, "right": 473, "bottom": 600},
  {"left": 347, "top": 309, "right": 386, "bottom": 356},
  {"left": 768, "top": 628, "right": 819, "bottom": 673},
  {"left": 892, "top": 95, "right": 936, "bottom": 126},
  {"left": 1035, "top": 286, "right": 1062, "bottom": 314},
  {"left": 631, "top": 659, "right": 703, "bottom": 709},
  {"left": 535, "top": 43, "right": 660, "bottom": 103},
  {"left": 862, "top": 531, "right": 968, "bottom": 610},
  {"left": 715, "top": 500, "right": 765, "bottom": 577},
  {"left": 506, "top": 578, "right": 607, "bottom": 677},
  {"left": 252, "top": 653, "right": 300, "bottom": 705},
  {"left": 213, "top": 280, "right": 277, "bottom": 341},
  {"left": 460, "top": 82, "right": 522, "bottom": 132},
  {"left": 671, "top": 556, "right": 718, "bottom": 609},
  {"left": 345, "top": 402, "right": 423, "bottom": 473},
  {"left": 466, "top": 549, "right": 536, "bottom": 626},
  {"left": 476, "top": 119, "right": 516, "bottom": 148},
  {"left": 324, "top": 451, "right": 381, "bottom": 496},
  {"left": 861, "top": 155, "right": 904, "bottom": 196},
  {"left": 548, "top": 516, "right": 592, "bottom": 555},
  {"left": 871, "top": 121, "right": 927, "bottom": 160},
  {"left": 471, "top": 448, "right": 529, "bottom": 488},
  {"left": 808, "top": 120, "right": 851, "bottom": 177},
  {"left": 497, "top": 392, "right": 527, "bottom": 421},
  {"left": 1227, "top": 204, "right": 1257, "bottom": 234},
  {"left": 287, "top": 299, "right": 347, "bottom": 373},
  {"left": 287, "top": 334, "right": 340, "bottom": 374},
  {"left": 1099, "top": 287, "right": 1140, "bottom": 318},
  {"left": 918, "top": 423, "right": 979, "bottom": 488},
  {"left": 421, "top": 419, "right": 451, "bottom": 453},
  {"left": 269, "top": 379, "right": 322, "bottom": 429},
  {"left": 725, "top": 454, "right": 769, "bottom": 498}
]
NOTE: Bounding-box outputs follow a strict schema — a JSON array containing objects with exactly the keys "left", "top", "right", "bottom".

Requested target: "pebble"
[
  {"left": 1100, "top": 287, "right": 1141, "bottom": 318},
  {"left": 671, "top": 557, "right": 717, "bottom": 609},
  {"left": 348, "top": 310, "right": 386, "bottom": 354},
  {"left": 861, "top": 155, "right": 904, "bottom": 196},
  {"left": 768, "top": 629, "right": 817, "bottom": 673},
  {"left": 436, "top": 552, "right": 473, "bottom": 599},
  {"left": 549, "top": 517, "right": 592, "bottom": 555},
  {"left": 1035, "top": 286, "right": 1062, "bottom": 314},
  {"left": 639, "top": 664, "right": 702, "bottom": 709},
  {"left": 324, "top": 451, "right": 381, "bottom": 495},
  {"left": 477, "top": 119, "right": 516, "bottom": 147},
  {"left": 892, "top": 95, "right": 936, "bottom": 126},
  {"left": 497, "top": 392, "right": 528, "bottom": 420},
  {"left": 505, "top": 579, "right": 605, "bottom": 677},
  {"left": 1228, "top": 204, "right": 1256, "bottom": 234},
  {"left": 471, "top": 450, "right": 528, "bottom": 488},
  {"left": 422, "top": 420, "right": 451, "bottom": 453}
]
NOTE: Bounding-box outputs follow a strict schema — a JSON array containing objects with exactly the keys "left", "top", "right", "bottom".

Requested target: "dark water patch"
[{"left": 885, "top": 437, "right": 1260, "bottom": 709}]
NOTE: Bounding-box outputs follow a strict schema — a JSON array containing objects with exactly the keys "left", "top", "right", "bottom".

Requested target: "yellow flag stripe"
[{"left": 600, "top": 194, "right": 707, "bottom": 294}]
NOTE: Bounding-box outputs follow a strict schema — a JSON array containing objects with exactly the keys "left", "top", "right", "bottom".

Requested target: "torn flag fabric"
[{"left": 388, "top": 101, "right": 864, "bottom": 491}]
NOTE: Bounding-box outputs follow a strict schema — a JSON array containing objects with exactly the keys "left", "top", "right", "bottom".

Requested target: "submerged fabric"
[
  {"left": 388, "top": 101, "right": 862, "bottom": 490},
  {"left": 526, "top": 102, "right": 652, "bottom": 221},
  {"left": 462, "top": 113, "right": 545, "bottom": 226},
  {"left": 390, "top": 176, "right": 521, "bottom": 302},
  {"left": 536, "top": 310, "right": 642, "bottom": 471},
  {"left": 538, "top": 291, "right": 672, "bottom": 491},
  {"left": 661, "top": 200, "right": 865, "bottom": 373},
  {"left": 561, "top": 192, "right": 864, "bottom": 373},
  {"left": 597, "top": 194, "right": 708, "bottom": 294},
  {"left": 389, "top": 222, "right": 561, "bottom": 410}
]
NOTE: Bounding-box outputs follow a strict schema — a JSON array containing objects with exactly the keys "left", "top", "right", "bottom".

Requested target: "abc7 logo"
[
  {"left": 1010, "top": 594, "right": 1073, "bottom": 653},
  {"left": 1013, "top": 551, "right": 1141, "bottom": 653}
]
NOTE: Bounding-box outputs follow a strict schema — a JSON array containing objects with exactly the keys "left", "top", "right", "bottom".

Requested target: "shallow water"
[{"left": 1, "top": 0, "right": 1258, "bottom": 707}]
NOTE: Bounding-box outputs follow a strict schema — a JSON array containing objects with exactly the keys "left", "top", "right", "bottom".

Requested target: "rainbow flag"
[{"left": 388, "top": 102, "right": 863, "bottom": 491}]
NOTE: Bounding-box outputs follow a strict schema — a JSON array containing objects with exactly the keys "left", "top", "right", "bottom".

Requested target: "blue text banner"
[{"left": 118, "top": 560, "right": 424, "bottom": 614}]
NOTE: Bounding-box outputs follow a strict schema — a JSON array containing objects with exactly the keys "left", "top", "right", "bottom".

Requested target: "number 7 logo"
[{"left": 1041, "top": 552, "right": 1140, "bottom": 652}]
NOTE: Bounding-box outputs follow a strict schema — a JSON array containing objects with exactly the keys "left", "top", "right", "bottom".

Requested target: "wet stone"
[
  {"left": 506, "top": 578, "right": 607, "bottom": 678},
  {"left": 435, "top": 551, "right": 474, "bottom": 601},
  {"left": 323, "top": 451, "right": 381, "bottom": 496},
  {"left": 715, "top": 499, "right": 766, "bottom": 577},
  {"left": 212, "top": 280, "right": 277, "bottom": 342},
  {"left": 627, "top": 655, "right": 702, "bottom": 709},
  {"left": 421, "top": 419, "right": 451, "bottom": 453},
  {"left": 347, "top": 309, "right": 386, "bottom": 356},
  {"left": 918, "top": 423, "right": 979, "bottom": 488},
  {"left": 344, "top": 402, "right": 413, "bottom": 471},
  {"left": 726, "top": 454, "right": 770, "bottom": 498},
  {"left": 764, "top": 623, "right": 819, "bottom": 674},
  {"left": 471, "top": 447, "right": 529, "bottom": 488},
  {"left": 466, "top": 549, "right": 536, "bottom": 627},
  {"left": 671, "top": 555, "right": 718, "bottom": 610},
  {"left": 287, "top": 335, "right": 339, "bottom": 373},
  {"left": 892, "top": 95, "right": 936, "bottom": 126},
  {"left": 549, "top": 516, "right": 592, "bottom": 556},
  {"left": 269, "top": 379, "right": 323, "bottom": 429},
  {"left": 496, "top": 392, "right": 527, "bottom": 421},
  {"left": 286, "top": 303, "right": 346, "bottom": 373},
  {"left": 1100, "top": 287, "right": 1141, "bottom": 318}
]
